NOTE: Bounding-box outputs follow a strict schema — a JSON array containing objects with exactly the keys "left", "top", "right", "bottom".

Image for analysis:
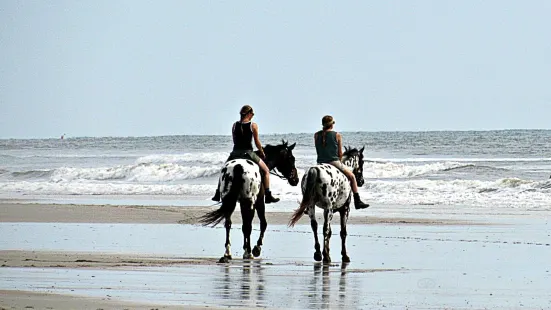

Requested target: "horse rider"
[
  {"left": 315, "top": 115, "right": 370, "bottom": 209},
  {"left": 212, "top": 105, "right": 280, "bottom": 204}
]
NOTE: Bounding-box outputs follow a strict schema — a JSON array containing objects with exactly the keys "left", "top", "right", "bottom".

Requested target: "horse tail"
[
  {"left": 289, "top": 167, "right": 318, "bottom": 227},
  {"left": 200, "top": 164, "right": 244, "bottom": 227}
]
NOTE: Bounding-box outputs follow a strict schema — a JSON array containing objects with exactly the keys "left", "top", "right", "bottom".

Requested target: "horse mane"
[
  {"left": 343, "top": 146, "right": 359, "bottom": 160},
  {"left": 263, "top": 139, "right": 289, "bottom": 153}
]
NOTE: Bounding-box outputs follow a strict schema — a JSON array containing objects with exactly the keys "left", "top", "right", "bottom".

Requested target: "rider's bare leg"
[{"left": 258, "top": 159, "right": 279, "bottom": 203}]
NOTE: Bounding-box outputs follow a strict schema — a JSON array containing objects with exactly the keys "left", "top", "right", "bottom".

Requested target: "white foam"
[
  {"left": 50, "top": 164, "right": 220, "bottom": 182},
  {"left": 363, "top": 178, "right": 551, "bottom": 209},
  {"left": 2, "top": 170, "right": 550, "bottom": 210},
  {"left": 136, "top": 153, "right": 228, "bottom": 165},
  {"left": 363, "top": 161, "right": 469, "bottom": 178},
  {"left": 366, "top": 157, "right": 551, "bottom": 163},
  {"left": 0, "top": 181, "right": 214, "bottom": 196}
]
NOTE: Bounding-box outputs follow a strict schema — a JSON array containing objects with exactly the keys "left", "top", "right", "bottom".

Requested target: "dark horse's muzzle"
[{"left": 288, "top": 168, "right": 300, "bottom": 186}]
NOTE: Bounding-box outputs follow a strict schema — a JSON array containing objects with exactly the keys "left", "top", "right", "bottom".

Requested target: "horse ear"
[
  {"left": 288, "top": 142, "right": 296, "bottom": 151},
  {"left": 359, "top": 146, "right": 365, "bottom": 153}
]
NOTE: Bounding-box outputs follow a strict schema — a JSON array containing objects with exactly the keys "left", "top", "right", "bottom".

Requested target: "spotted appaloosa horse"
[
  {"left": 289, "top": 146, "right": 365, "bottom": 263},
  {"left": 200, "top": 140, "right": 299, "bottom": 263}
]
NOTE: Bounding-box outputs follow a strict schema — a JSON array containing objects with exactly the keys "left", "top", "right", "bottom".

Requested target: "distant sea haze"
[{"left": 1, "top": 130, "right": 550, "bottom": 209}]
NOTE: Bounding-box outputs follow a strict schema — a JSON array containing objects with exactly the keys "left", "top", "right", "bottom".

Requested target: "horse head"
[
  {"left": 260, "top": 139, "right": 300, "bottom": 186},
  {"left": 343, "top": 146, "right": 365, "bottom": 187}
]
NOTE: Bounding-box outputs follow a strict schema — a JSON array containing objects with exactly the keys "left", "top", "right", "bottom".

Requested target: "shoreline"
[{"left": 0, "top": 202, "right": 483, "bottom": 226}]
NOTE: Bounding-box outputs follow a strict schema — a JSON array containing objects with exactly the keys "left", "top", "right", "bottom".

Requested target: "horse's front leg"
[
  {"left": 253, "top": 194, "right": 266, "bottom": 257},
  {"left": 339, "top": 204, "right": 351, "bottom": 263},
  {"left": 219, "top": 217, "right": 233, "bottom": 263},
  {"left": 309, "top": 207, "right": 322, "bottom": 262},
  {"left": 322, "top": 208, "right": 334, "bottom": 264},
  {"left": 240, "top": 200, "right": 254, "bottom": 259}
]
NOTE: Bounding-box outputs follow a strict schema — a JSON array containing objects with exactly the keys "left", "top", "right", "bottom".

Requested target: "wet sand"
[
  {"left": 1, "top": 202, "right": 550, "bottom": 309},
  {"left": 0, "top": 202, "right": 477, "bottom": 225}
]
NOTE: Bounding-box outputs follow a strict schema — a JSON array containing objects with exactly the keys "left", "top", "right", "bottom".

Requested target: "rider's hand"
[{"left": 260, "top": 152, "right": 266, "bottom": 159}]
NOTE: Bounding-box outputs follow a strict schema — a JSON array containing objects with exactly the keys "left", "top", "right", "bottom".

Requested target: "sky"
[{"left": 1, "top": 1, "right": 550, "bottom": 138}]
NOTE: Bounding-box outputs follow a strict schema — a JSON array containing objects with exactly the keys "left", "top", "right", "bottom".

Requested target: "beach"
[{"left": 1, "top": 201, "right": 550, "bottom": 309}]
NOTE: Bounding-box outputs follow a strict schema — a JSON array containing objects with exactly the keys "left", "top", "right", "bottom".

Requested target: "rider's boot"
[
  {"left": 353, "top": 193, "right": 370, "bottom": 209},
  {"left": 265, "top": 189, "right": 280, "bottom": 204}
]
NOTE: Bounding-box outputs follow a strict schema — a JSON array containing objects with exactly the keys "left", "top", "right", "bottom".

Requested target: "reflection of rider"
[
  {"left": 212, "top": 105, "right": 280, "bottom": 204},
  {"left": 315, "top": 115, "right": 369, "bottom": 209}
]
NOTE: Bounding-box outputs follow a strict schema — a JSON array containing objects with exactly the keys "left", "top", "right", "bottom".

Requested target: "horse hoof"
[
  {"left": 218, "top": 256, "right": 230, "bottom": 264},
  {"left": 252, "top": 245, "right": 261, "bottom": 257},
  {"left": 314, "top": 252, "right": 322, "bottom": 262},
  {"left": 243, "top": 253, "right": 254, "bottom": 260},
  {"left": 342, "top": 256, "right": 351, "bottom": 263},
  {"left": 323, "top": 256, "right": 331, "bottom": 264}
]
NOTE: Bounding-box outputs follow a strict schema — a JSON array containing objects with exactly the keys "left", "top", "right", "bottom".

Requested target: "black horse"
[{"left": 200, "top": 140, "right": 299, "bottom": 263}]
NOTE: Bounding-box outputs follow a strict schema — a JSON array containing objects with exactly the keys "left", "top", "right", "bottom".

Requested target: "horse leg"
[
  {"left": 253, "top": 193, "right": 266, "bottom": 257},
  {"left": 240, "top": 200, "right": 254, "bottom": 259},
  {"left": 322, "top": 209, "right": 334, "bottom": 264},
  {"left": 308, "top": 207, "right": 322, "bottom": 262},
  {"left": 219, "top": 216, "right": 233, "bottom": 263},
  {"left": 339, "top": 205, "right": 350, "bottom": 263}
]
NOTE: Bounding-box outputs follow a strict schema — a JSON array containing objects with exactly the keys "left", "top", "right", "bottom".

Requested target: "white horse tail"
[
  {"left": 200, "top": 164, "right": 244, "bottom": 227},
  {"left": 289, "top": 167, "right": 318, "bottom": 227}
]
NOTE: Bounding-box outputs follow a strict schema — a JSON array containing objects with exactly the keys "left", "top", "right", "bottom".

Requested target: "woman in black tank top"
[{"left": 211, "top": 105, "right": 279, "bottom": 204}]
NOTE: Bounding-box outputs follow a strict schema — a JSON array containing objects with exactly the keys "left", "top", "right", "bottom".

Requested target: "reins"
[{"left": 270, "top": 169, "right": 287, "bottom": 180}]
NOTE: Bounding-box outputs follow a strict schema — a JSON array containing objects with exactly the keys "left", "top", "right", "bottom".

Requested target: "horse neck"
[
  {"left": 342, "top": 155, "right": 358, "bottom": 170},
  {"left": 255, "top": 149, "right": 276, "bottom": 171}
]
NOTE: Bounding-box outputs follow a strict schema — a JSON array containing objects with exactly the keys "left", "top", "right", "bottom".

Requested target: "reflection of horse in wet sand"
[
  {"left": 289, "top": 147, "right": 366, "bottom": 263},
  {"left": 200, "top": 140, "right": 299, "bottom": 263}
]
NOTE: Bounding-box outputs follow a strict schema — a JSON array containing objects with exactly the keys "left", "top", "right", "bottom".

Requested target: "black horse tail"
[
  {"left": 200, "top": 164, "right": 244, "bottom": 227},
  {"left": 289, "top": 167, "right": 318, "bottom": 227}
]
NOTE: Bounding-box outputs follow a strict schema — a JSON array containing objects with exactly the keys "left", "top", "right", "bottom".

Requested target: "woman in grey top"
[{"left": 314, "top": 115, "right": 369, "bottom": 209}]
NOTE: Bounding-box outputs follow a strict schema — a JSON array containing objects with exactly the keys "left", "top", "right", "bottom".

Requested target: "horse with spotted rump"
[
  {"left": 289, "top": 146, "right": 366, "bottom": 263},
  {"left": 200, "top": 140, "right": 299, "bottom": 263}
]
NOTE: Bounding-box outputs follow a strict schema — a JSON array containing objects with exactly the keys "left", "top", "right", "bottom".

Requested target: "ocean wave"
[
  {"left": 366, "top": 157, "right": 551, "bottom": 163},
  {"left": 50, "top": 163, "right": 220, "bottom": 182},
  {"left": 363, "top": 178, "right": 551, "bottom": 208},
  {"left": 12, "top": 170, "right": 53, "bottom": 179},
  {"left": 135, "top": 153, "right": 228, "bottom": 165},
  {"left": 363, "top": 161, "right": 470, "bottom": 179},
  {"left": 0, "top": 181, "right": 215, "bottom": 196},
  {"left": 1, "top": 176, "right": 549, "bottom": 209}
]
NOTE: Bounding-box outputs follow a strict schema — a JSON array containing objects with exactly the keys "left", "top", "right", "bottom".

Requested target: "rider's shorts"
[{"left": 326, "top": 160, "right": 350, "bottom": 174}]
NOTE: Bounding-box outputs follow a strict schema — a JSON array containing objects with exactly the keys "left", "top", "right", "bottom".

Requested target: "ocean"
[{"left": 1, "top": 130, "right": 550, "bottom": 211}]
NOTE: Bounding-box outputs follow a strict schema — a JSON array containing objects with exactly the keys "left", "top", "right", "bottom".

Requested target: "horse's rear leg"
[
  {"left": 219, "top": 217, "right": 233, "bottom": 263},
  {"left": 322, "top": 209, "right": 334, "bottom": 264},
  {"left": 308, "top": 208, "right": 322, "bottom": 262},
  {"left": 339, "top": 207, "right": 350, "bottom": 263},
  {"left": 240, "top": 200, "right": 254, "bottom": 259},
  {"left": 252, "top": 197, "right": 266, "bottom": 257}
]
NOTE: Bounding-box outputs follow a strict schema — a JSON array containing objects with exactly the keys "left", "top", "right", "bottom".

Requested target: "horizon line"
[{"left": 1, "top": 128, "right": 550, "bottom": 140}]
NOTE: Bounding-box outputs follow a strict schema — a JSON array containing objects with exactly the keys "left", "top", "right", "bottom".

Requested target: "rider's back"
[
  {"left": 233, "top": 121, "right": 253, "bottom": 152},
  {"left": 315, "top": 130, "right": 339, "bottom": 164}
]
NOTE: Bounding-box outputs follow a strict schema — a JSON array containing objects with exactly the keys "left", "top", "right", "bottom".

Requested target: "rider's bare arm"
[
  {"left": 336, "top": 133, "right": 343, "bottom": 161},
  {"left": 251, "top": 123, "right": 265, "bottom": 158}
]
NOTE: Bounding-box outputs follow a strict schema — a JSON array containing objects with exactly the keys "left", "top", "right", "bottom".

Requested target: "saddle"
[{"left": 228, "top": 151, "right": 253, "bottom": 161}]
